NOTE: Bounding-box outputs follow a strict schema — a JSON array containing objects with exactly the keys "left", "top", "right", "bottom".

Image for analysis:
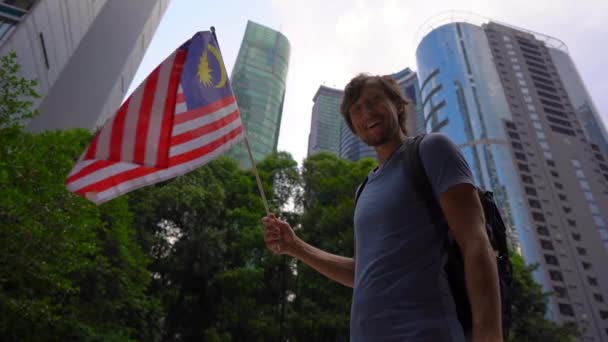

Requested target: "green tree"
[
  {"left": 287, "top": 153, "right": 376, "bottom": 341},
  {"left": 0, "top": 52, "right": 160, "bottom": 341},
  {"left": 129, "top": 152, "right": 300, "bottom": 341},
  {"left": 508, "top": 252, "right": 579, "bottom": 341}
]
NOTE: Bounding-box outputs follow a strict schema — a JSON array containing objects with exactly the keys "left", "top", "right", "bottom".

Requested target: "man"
[{"left": 261, "top": 74, "right": 502, "bottom": 341}]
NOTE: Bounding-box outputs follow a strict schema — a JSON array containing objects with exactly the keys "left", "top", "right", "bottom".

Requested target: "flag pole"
[
  {"left": 243, "top": 135, "right": 270, "bottom": 214},
  {"left": 211, "top": 26, "right": 270, "bottom": 215}
]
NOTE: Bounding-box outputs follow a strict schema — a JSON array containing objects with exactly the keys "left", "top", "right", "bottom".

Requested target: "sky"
[{"left": 130, "top": 0, "right": 608, "bottom": 165}]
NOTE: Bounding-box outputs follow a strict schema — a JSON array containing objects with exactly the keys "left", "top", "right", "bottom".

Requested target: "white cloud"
[{"left": 269, "top": 0, "right": 608, "bottom": 164}]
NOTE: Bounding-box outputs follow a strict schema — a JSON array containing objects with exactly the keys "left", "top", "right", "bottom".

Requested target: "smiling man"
[{"left": 261, "top": 74, "right": 502, "bottom": 341}]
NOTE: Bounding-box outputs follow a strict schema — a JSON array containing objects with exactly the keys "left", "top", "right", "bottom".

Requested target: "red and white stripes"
[{"left": 66, "top": 49, "right": 244, "bottom": 204}]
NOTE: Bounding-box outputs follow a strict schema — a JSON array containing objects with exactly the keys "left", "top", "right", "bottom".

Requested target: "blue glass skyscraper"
[{"left": 416, "top": 15, "right": 608, "bottom": 339}]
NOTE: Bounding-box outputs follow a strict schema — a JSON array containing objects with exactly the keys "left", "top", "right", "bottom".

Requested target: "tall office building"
[
  {"left": 308, "top": 85, "right": 343, "bottom": 156},
  {"left": 416, "top": 14, "right": 608, "bottom": 340},
  {"left": 0, "top": 0, "right": 170, "bottom": 132},
  {"left": 229, "top": 20, "right": 290, "bottom": 168}
]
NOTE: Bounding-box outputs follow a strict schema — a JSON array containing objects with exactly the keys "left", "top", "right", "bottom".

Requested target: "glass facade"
[
  {"left": 0, "top": 1, "right": 33, "bottom": 42},
  {"left": 339, "top": 121, "right": 376, "bottom": 162},
  {"left": 549, "top": 48, "right": 608, "bottom": 155},
  {"left": 416, "top": 22, "right": 547, "bottom": 291},
  {"left": 229, "top": 20, "right": 290, "bottom": 168},
  {"left": 307, "top": 86, "right": 343, "bottom": 156}
]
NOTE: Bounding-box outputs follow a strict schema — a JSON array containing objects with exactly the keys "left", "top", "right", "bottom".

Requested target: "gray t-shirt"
[{"left": 351, "top": 133, "right": 474, "bottom": 341}]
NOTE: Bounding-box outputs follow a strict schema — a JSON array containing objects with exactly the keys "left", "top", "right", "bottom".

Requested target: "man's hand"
[{"left": 261, "top": 213, "right": 297, "bottom": 255}]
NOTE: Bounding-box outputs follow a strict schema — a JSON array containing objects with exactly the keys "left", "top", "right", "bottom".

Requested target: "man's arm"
[
  {"left": 439, "top": 184, "right": 502, "bottom": 341},
  {"left": 262, "top": 213, "right": 355, "bottom": 288}
]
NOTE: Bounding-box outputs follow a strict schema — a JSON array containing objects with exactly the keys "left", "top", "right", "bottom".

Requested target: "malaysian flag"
[{"left": 66, "top": 31, "right": 244, "bottom": 204}]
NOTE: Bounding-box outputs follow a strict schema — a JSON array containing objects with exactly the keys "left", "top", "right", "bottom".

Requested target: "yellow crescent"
[{"left": 208, "top": 44, "right": 227, "bottom": 88}]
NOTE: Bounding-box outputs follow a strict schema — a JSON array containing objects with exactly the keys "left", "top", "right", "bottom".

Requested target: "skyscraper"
[
  {"left": 308, "top": 85, "right": 343, "bottom": 156},
  {"left": 416, "top": 13, "right": 608, "bottom": 340},
  {"left": 0, "top": 0, "right": 170, "bottom": 132},
  {"left": 229, "top": 20, "right": 290, "bottom": 168}
]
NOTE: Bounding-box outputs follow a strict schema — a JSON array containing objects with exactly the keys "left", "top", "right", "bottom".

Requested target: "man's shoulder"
[{"left": 418, "top": 133, "right": 455, "bottom": 154}]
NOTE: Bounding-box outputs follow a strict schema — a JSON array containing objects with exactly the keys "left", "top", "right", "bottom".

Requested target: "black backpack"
[{"left": 354, "top": 134, "right": 513, "bottom": 338}]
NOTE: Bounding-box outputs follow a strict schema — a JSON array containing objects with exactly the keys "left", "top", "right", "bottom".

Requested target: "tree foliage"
[{"left": 0, "top": 52, "right": 159, "bottom": 341}]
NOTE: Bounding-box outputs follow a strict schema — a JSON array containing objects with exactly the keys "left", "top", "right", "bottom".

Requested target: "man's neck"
[{"left": 375, "top": 134, "right": 407, "bottom": 165}]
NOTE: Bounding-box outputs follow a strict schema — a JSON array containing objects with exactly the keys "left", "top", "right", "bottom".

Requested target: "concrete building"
[
  {"left": 307, "top": 85, "right": 343, "bottom": 156},
  {"left": 416, "top": 13, "right": 608, "bottom": 340},
  {"left": 0, "top": 0, "right": 170, "bottom": 132},
  {"left": 229, "top": 20, "right": 290, "bottom": 168}
]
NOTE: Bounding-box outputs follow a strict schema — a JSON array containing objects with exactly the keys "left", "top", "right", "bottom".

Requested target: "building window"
[
  {"left": 588, "top": 277, "right": 598, "bottom": 286},
  {"left": 600, "top": 310, "right": 608, "bottom": 319},
  {"left": 545, "top": 254, "right": 559, "bottom": 265},
  {"left": 522, "top": 175, "right": 534, "bottom": 184},
  {"left": 558, "top": 194, "right": 567, "bottom": 201},
  {"left": 550, "top": 270, "right": 564, "bottom": 281},
  {"left": 529, "top": 199, "right": 541, "bottom": 208},
  {"left": 540, "top": 239, "right": 554, "bottom": 250},
  {"left": 554, "top": 182, "right": 563, "bottom": 189},
  {"left": 509, "top": 131, "right": 520, "bottom": 140},
  {"left": 582, "top": 262, "right": 592, "bottom": 270},
  {"left": 576, "top": 170, "right": 585, "bottom": 178},
  {"left": 537, "top": 226, "right": 549, "bottom": 236},
  {"left": 533, "top": 212, "right": 546, "bottom": 223},
  {"left": 562, "top": 206, "right": 571, "bottom": 213},
  {"left": 554, "top": 286, "right": 568, "bottom": 298},
  {"left": 571, "top": 159, "right": 582, "bottom": 168},
  {"left": 558, "top": 303, "right": 574, "bottom": 316},
  {"left": 584, "top": 191, "right": 594, "bottom": 201},
  {"left": 540, "top": 142, "right": 550, "bottom": 150},
  {"left": 518, "top": 163, "right": 531, "bottom": 172},
  {"left": 525, "top": 187, "right": 538, "bottom": 196},
  {"left": 594, "top": 293, "right": 604, "bottom": 303},
  {"left": 579, "top": 180, "right": 590, "bottom": 190},
  {"left": 572, "top": 233, "right": 581, "bottom": 241},
  {"left": 577, "top": 247, "right": 587, "bottom": 256},
  {"left": 547, "top": 160, "right": 556, "bottom": 167},
  {"left": 567, "top": 219, "right": 577, "bottom": 227},
  {"left": 590, "top": 204, "right": 600, "bottom": 215},
  {"left": 512, "top": 141, "right": 523, "bottom": 150},
  {"left": 550, "top": 171, "right": 559, "bottom": 178},
  {"left": 594, "top": 216, "right": 606, "bottom": 227}
]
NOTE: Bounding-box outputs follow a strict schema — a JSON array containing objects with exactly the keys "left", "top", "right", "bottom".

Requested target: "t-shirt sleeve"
[{"left": 419, "top": 133, "right": 475, "bottom": 199}]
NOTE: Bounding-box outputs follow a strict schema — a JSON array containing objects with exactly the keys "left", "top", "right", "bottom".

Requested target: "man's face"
[{"left": 348, "top": 82, "right": 401, "bottom": 146}]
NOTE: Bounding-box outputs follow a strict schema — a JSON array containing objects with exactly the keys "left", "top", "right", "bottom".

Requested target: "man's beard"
[{"left": 362, "top": 124, "right": 399, "bottom": 147}]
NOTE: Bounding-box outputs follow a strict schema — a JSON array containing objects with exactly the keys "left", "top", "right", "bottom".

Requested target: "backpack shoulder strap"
[
  {"left": 404, "top": 134, "right": 443, "bottom": 219},
  {"left": 354, "top": 176, "right": 369, "bottom": 206}
]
